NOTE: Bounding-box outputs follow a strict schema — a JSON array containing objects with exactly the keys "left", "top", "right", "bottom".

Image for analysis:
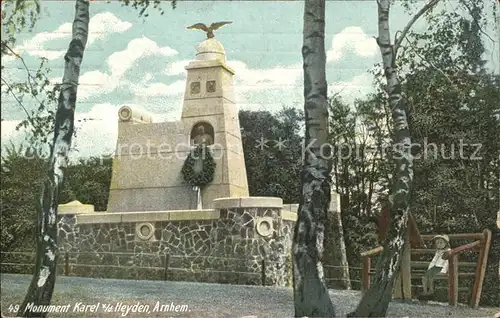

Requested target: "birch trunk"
[
  {"left": 292, "top": 0, "right": 336, "bottom": 316},
  {"left": 18, "top": 1, "right": 89, "bottom": 316},
  {"left": 350, "top": 0, "right": 416, "bottom": 316}
]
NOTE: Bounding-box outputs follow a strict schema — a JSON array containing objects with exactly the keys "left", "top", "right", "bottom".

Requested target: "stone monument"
[
  {"left": 55, "top": 23, "right": 349, "bottom": 288},
  {"left": 107, "top": 23, "right": 249, "bottom": 212}
]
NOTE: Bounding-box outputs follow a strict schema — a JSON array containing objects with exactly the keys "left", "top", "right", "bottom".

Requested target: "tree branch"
[
  {"left": 406, "top": 44, "right": 460, "bottom": 92},
  {"left": 394, "top": 0, "right": 441, "bottom": 55},
  {"left": 1, "top": 77, "right": 36, "bottom": 128},
  {"left": 4, "top": 43, "right": 46, "bottom": 106},
  {"left": 460, "top": 0, "right": 495, "bottom": 44}
]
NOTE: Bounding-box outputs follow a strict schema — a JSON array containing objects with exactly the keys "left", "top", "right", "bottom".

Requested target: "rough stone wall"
[{"left": 57, "top": 208, "right": 294, "bottom": 287}]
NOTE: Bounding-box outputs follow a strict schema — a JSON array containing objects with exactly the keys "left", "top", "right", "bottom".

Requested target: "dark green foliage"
[
  {"left": 328, "top": 95, "right": 386, "bottom": 286},
  {"left": 331, "top": 0, "right": 499, "bottom": 308},
  {"left": 181, "top": 145, "right": 216, "bottom": 188},
  {"left": 1, "top": 154, "right": 113, "bottom": 253},
  {"left": 239, "top": 106, "right": 303, "bottom": 204},
  {"left": 59, "top": 157, "right": 113, "bottom": 212},
  {"left": 397, "top": 1, "right": 499, "bottom": 305},
  {"left": 119, "top": 0, "right": 177, "bottom": 17},
  {"left": 0, "top": 144, "right": 46, "bottom": 253}
]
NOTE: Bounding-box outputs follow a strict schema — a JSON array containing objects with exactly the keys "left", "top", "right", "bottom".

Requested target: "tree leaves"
[
  {"left": 2, "top": 1, "right": 59, "bottom": 153},
  {"left": 0, "top": 144, "right": 47, "bottom": 253},
  {"left": 239, "top": 107, "right": 304, "bottom": 204},
  {"left": 119, "top": 0, "right": 177, "bottom": 17},
  {"left": 398, "top": 0, "right": 500, "bottom": 305}
]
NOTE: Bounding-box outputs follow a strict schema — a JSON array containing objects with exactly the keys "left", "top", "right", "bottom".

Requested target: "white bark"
[
  {"left": 351, "top": 0, "right": 440, "bottom": 316},
  {"left": 292, "top": 0, "right": 336, "bottom": 316},
  {"left": 19, "top": 1, "right": 90, "bottom": 317}
]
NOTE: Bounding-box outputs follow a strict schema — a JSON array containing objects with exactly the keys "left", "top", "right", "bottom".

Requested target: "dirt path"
[{"left": 1, "top": 274, "right": 498, "bottom": 317}]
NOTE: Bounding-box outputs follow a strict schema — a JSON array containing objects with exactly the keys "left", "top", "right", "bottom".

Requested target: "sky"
[{"left": 1, "top": 0, "right": 499, "bottom": 159}]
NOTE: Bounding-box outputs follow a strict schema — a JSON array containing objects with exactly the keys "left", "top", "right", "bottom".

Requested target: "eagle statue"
[{"left": 186, "top": 21, "right": 232, "bottom": 39}]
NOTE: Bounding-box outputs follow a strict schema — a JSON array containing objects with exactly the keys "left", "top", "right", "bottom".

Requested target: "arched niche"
[{"left": 190, "top": 121, "right": 214, "bottom": 146}]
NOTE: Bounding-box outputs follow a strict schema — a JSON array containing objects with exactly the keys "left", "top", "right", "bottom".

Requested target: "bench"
[{"left": 360, "top": 230, "right": 492, "bottom": 308}]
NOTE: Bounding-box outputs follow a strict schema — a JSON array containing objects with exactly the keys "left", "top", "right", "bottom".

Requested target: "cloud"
[
  {"left": 218, "top": 61, "right": 304, "bottom": 113},
  {"left": 0, "top": 120, "right": 21, "bottom": 139},
  {"left": 48, "top": 37, "right": 178, "bottom": 101},
  {"left": 12, "top": 12, "right": 132, "bottom": 61},
  {"left": 131, "top": 81, "right": 185, "bottom": 97},
  {"left": 164, "top": 60, "right": 191, "bottom": 76},
  {"left": 227, "top": 60, "right": 302, "bottom": 92},
  {"left": 327, "top": 26, "right": 378, "bottom": 62},
  {"left": 108, "top": 37, "right": 178, "bottom": 79},
  {"left": 1, "top": 103, "right": 168, "bottom": 159},
  {"left": 163, "top": 59, "right": 302, "bottom": 92},
  {"left": 160, "top": 59, "right": 304, "bottom": 107},
  {"left": 0, "top": 118, "right": 52, "bottom": 159},
  {"left": 13, "top": 22, "right": 71, "bottom": 60},
  {"left": 86, "top": 12, "right": 133, "bottom": 46},
  {"left": 0, "top": 104, "right": 120, "bottom": 159},
  {"left": 71, "top": 103, "right": 169, "bottom": 158},
  {"left": 328, "top": 72, "right": 375, "bottom": 103},
  {"left": 78, "top": 71, "right": 116, "bottom": 99},
  {"left": 71, "top": 104, "right": 120, "bottom": 158},
  {"left": 49, "top": 70, "right": 114, "bottom": 101}
]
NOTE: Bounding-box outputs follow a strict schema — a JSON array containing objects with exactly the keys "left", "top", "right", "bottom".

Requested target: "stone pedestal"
[
  {"left": 106, "top": 38, "right": 248, "bottom": 212},
  {"left": 57, "top": 197, "right": 296, "bottom": 286},
  {"left": 58, "top": 200, "right": 94, "bottom": 214}
]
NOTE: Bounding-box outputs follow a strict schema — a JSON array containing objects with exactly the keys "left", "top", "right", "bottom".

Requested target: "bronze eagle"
[{"left": 186, "top": 21, "right": 232, "bottom": 39}]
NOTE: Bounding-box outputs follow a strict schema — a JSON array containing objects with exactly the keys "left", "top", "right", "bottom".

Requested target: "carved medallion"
[
  {"left": 190, "top": 81, "right": 200, "bottom": 94},
  {"left": 119, "top": 107, "right": 131, "bottom": 121},
  {"left": 206, "top": 80, "right": 216, "bottom": 93},
  {"left": 136, "top": 222, "right": 155, "bottom": 241},
  {"left": 255, "top": 217, "right": 274, "bottom": 237}
]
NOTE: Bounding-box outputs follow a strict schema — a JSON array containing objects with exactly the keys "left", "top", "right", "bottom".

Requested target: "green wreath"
[{"left": 181, "top": 144, "right": 216, "bottom": 187}]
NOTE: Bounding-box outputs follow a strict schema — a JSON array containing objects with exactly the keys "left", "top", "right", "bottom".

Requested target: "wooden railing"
[{"left": 360, "top": 229, "right": 492, "bottom": 308}]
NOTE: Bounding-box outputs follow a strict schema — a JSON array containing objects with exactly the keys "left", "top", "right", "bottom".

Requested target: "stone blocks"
[{"left": 57, "top": 198, "right": 295, "bottom": 287}]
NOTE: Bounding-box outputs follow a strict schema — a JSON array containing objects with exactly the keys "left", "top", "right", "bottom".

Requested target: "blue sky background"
[{"left": 1, "top": 0, "right": 499, "bottom": 158}]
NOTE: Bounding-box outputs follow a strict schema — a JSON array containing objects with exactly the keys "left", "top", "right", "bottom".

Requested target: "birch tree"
[
  {"left": 350, "top": 0, "right": 441, "bottom": 316},
  {"left": 18, "top": 0, "right": 90, "bottom": 316},
  {"left": 292, "top": 0, "right": 336, "bottom": 316}
]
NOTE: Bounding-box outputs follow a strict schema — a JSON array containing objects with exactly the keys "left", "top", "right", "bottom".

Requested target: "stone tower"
[
  {"left": 180, "top": 38, "right": 249, "bottom": 205},
  {"left": 106, "top": 37, "right": 248, "bottom": 212}
]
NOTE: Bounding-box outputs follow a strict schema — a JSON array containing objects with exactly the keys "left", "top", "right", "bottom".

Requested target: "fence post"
[
  {"left": 448, "top": 254, "right": 459, "bottom": 306},
  {"left": 65, "top": 252, "right": 69, "bottom": 276},
  {"left": 362, "top": 256, "right": 370, "bottom": 294},
  {"left": 470, "top": 229, "right": 492, "bottom": 309},
  {"left": 261, "top": 259, "right": 266, "bottom": 286},
  {"left": 164, "top": 254, "right": 170, "bottom": 281}
]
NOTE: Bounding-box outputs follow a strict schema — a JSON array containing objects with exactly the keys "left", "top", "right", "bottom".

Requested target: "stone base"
[{"left": 57, "top": 197, "right": 296, "bottom": 287}]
